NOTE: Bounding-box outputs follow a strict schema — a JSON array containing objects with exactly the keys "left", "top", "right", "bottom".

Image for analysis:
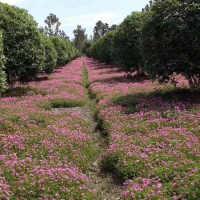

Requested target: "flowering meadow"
[
  {"left": 84, "top": 57, "right": 200, "bottom": 200},
  {"left": 0, "top": 58, "right": 96, "bottom": 199}
]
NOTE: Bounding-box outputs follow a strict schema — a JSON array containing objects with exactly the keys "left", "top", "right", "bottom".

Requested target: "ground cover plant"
[
  {"left": 84, "top": 57, "right": 200, "bottom": 199},
  {"left": 3, "top": 58, "right": 86, "bottom": 108},
  {"left": 0, "top": 58, "right": 96, "bottom": 199}
]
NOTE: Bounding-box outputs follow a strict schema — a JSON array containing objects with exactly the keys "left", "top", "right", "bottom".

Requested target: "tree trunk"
[
  {"left": 189, "top": 77, "right": 195, "bottom": 92},
  {"left": 196, "top": 78, "right": 200, "bottom": 91},
  {"left": 188, "top": 75, "right": 200, "bottom": 92},
  {"left": 8, "top": 70, "right": 14, "bottom": 90}
]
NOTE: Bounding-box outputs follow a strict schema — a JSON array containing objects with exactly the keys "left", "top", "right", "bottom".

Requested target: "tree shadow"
[
  {"left": 89, "top": 73, "right": 150, "bottom": 85},
  {"left": 112, "top": 88, "right": 200, "bottom": 114},
  {"left": 2, "top": 86, "right": 36, "bottom": 97},
  {"left": 54, "top": 70, "right": 62, "bottom": 74},
  {"left": 99, "top": 69, "right": 121, "bottom": 75},
  {"left": 36, "top": 76, "right": 49, "bottom": 82},
  {"left": 85, "top": 60, "right": 112, "bottom": 70}
]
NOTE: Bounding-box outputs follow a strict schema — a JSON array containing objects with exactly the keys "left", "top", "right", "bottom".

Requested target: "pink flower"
[
  {"left": 157, "top": 183, "right": 162, "bottom": 188},
  {"left": 123, "top": 191, "right": 129, "bottom": 197}
]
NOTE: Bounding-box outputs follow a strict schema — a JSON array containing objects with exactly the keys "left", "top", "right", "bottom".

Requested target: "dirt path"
[
  {"left": 53, "top": 62, "right": 124, "bottom": 200},
  {"left": 54, "top": 104, "right": 124, "bottom": 200}
]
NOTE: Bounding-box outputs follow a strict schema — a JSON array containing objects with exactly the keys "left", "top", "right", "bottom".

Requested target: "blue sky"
[{"left": 1, "top": 0, "right": 150, "bottom": 40}]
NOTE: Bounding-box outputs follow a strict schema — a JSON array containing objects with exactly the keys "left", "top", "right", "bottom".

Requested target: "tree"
[
  {"left": 0, "top": 29, "right": 6, "bottom": 96},
  {"left": 50, "top": 37, "right": 68, "bottom": 66},
  {"left": 109, "top": 24, "right": 118, "bottom": 31},
  {"left": 58, "top": 30, "right": 70, "bottom": 41},
  {"left": 42, "top": 36, "right": 57, "bottom": 74},
  {"left": 89, "top": 31, "right": 115, "bottom": 64},
  {"left": 39, "top": 13, "right": 70, "bottom": 40},
  {"left": 89, "top": 35, "right": 93, "bottom": 42},
  {"left": 82, "top": 41, "right": 93, "bottom": 55},
  {"left": 73, "top": 25, "right": 87, "bottom": 53},
  {"left": 44, "top": 13, "right": 61, "bottom": 36},
  {"left": 112, "top": 12, "right": 147, "bottom": 75},
  {"left": 142, "top": 0, "right": 200, "bottom": 91},
  {"left": 93, "top": 20, "right": 110, "bottom": 42},
  {"left": 0, "top": 2, "right": 45, "bottom": 89}
]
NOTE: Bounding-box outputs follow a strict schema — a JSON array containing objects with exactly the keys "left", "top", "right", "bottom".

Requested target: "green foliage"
[
  {"left": 50, "top": 98, "right": 85, "bottom": 108},
  {"left": 93, "top": 20, "right": 109, "bottom": 42},
  {"left": 50, "top": 36, "right": 68, "bottom": 66},
  {"left": 63, "top": 40, "right": 80, "bottom": 61},
  {"left": 39, "top": 13, "right": 70, "bottom": 41},
  {"left": 88, "top": 42, "right": 99, "bottom": 60},
  {"left": 0, "top": 2, "right": 45, "bottom": 89},
  {"left": 89, "top": 12, "right": 148, "bottom": 74},
  {"left": 112, "top": 12, "right": 147, "bottom": 74},
  {"left": 82, "top": 41, "right": 93, "bottom": 56},
  {"left": 44, "top": 13, "right": 61, "bottom": 36},
  {"left": 64, "top": 40, "right": 73, "bottom": 61},
  {"left": 50, "top": 37, "right": 79, "bottom": 66},
  {"left": 96, "top": 31, "right": 114, "bottom": 64},
  {"left": 102, "top": 154, "right": 119, "bottom": 172},
  {"left": 89, "top": 30, "right": 114, "bottom": 64},
  {"left": 93, "top": 20, "right": 118, "bottom": 42},
  {"left": 42, "top": 36, "right": 57, "bottom": 74},
  {"left": 0, "top": 30, "right": 6, "bottom": 94},
  {"left": 73, "top": 25, "right": 87, "bottom": 53},
  {"left": 142, "top": 0, "right": 200, "bottom": 90}
]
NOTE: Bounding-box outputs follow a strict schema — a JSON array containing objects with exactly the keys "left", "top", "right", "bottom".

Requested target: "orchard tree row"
[
  {"left": 87, "top": 0, "right": 200, "bottom": 91},
  {"left": 0, "top": 2, "right": 79, "bottom": 96}
]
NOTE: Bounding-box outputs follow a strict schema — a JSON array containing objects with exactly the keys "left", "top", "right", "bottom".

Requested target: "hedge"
[
  {"left": 42, "top": 36, "right": 57, "bottom": 74},
  {"left": 142, "top": 0, "right": 200, "bottom": 91},
  {"left": 0, "top": 2, "right": 45, "bottom": 89}
]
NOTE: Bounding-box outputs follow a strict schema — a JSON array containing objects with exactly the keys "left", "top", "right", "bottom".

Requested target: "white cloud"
[
  {"left": 60, "top": 12, "right": 122, "bottom": 27},
  {"left": 0, "top": 0, "right": 25, "bottom": 5}
]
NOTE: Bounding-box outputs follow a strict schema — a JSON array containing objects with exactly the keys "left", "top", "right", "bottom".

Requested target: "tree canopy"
[
  {"left": 39, "top": 13, "right": 70, "bottom": 41},
  {"left": 142, "top": 0, "right": 200, "bottom": 91},
  {"left": 73, "top": 25, "right": 87, "bottom": 53},
  {"left": 93, "top": 20, "right": 118, "bottom": 42},
  {"left": 0, "top": 2, "right": 45, "bottom": 89}
]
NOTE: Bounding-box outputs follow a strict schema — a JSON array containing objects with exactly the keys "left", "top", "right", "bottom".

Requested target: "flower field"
[
  {"left": 84, "top": 57, "right": 200, "bottom": 199},
  {"left": 1, "top": 56, "right": 200, "bottom": 199},
  {"left": 0, "top": 58, "right": 96, "bottom": 199}
]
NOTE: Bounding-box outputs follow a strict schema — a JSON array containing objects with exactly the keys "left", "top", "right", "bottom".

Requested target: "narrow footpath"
[
  {"left": 54, "top": 61, "right": 124, "bottom": 199},
  {"left": 82, "top": 61, "right": 124, "bottom": 200}
]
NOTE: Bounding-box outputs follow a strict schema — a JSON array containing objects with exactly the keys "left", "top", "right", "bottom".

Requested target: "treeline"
[
  {"left": 0, "top": 2, "right": 79, "bottom": 94},
  {"left": 87, "top": 0, "right": 200, "bottom": 91}
]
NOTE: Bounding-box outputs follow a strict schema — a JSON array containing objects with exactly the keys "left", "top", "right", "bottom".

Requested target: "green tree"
[
  {"left": 39, "top": 13, "right": 70, "bottom": 40},
  {"left": 93, "top": 20, "right": 110, "bottom": 42},
  {"left": 50, "top": 37, "right": 68, "bottom": 66},
  {"left": 73, "top": 25, "right": 87, "bottom": 53},
  {"left": 0, "top": 30, "right": 6, "bottom": 96},
  {"left": 44, "top": 13, "right": 61, "bottom": 36},
  {"left": 82, "top": 41, "right": 94, "bottom": 55},
  {"left": 89, "top": 31, "right": 115, "bottom": 64},
  {"left": 42, "top": 36, "right": 57, "bottom": 74},
  {"left": 58, "top": 30, "right": 70, "bottom": 41},
  {"left": 99, "top": 31, "right": 115, "bottom": 64},
  {"left": 142, "top": 0, "right": 200, "bottom": 91},
  {"left": 0, "top": 2, "right": 45, "bottom": 89},
  {"left": 112, "top": 12, "right": 147, "bottom": 75},
  {"left": 109, "top": 24, "right": 118, "bottom": 31}
]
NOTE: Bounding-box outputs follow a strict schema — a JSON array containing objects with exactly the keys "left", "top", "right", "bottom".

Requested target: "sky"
[{"left": 0, "top": 0, "right": 150, "bottom": 40}]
